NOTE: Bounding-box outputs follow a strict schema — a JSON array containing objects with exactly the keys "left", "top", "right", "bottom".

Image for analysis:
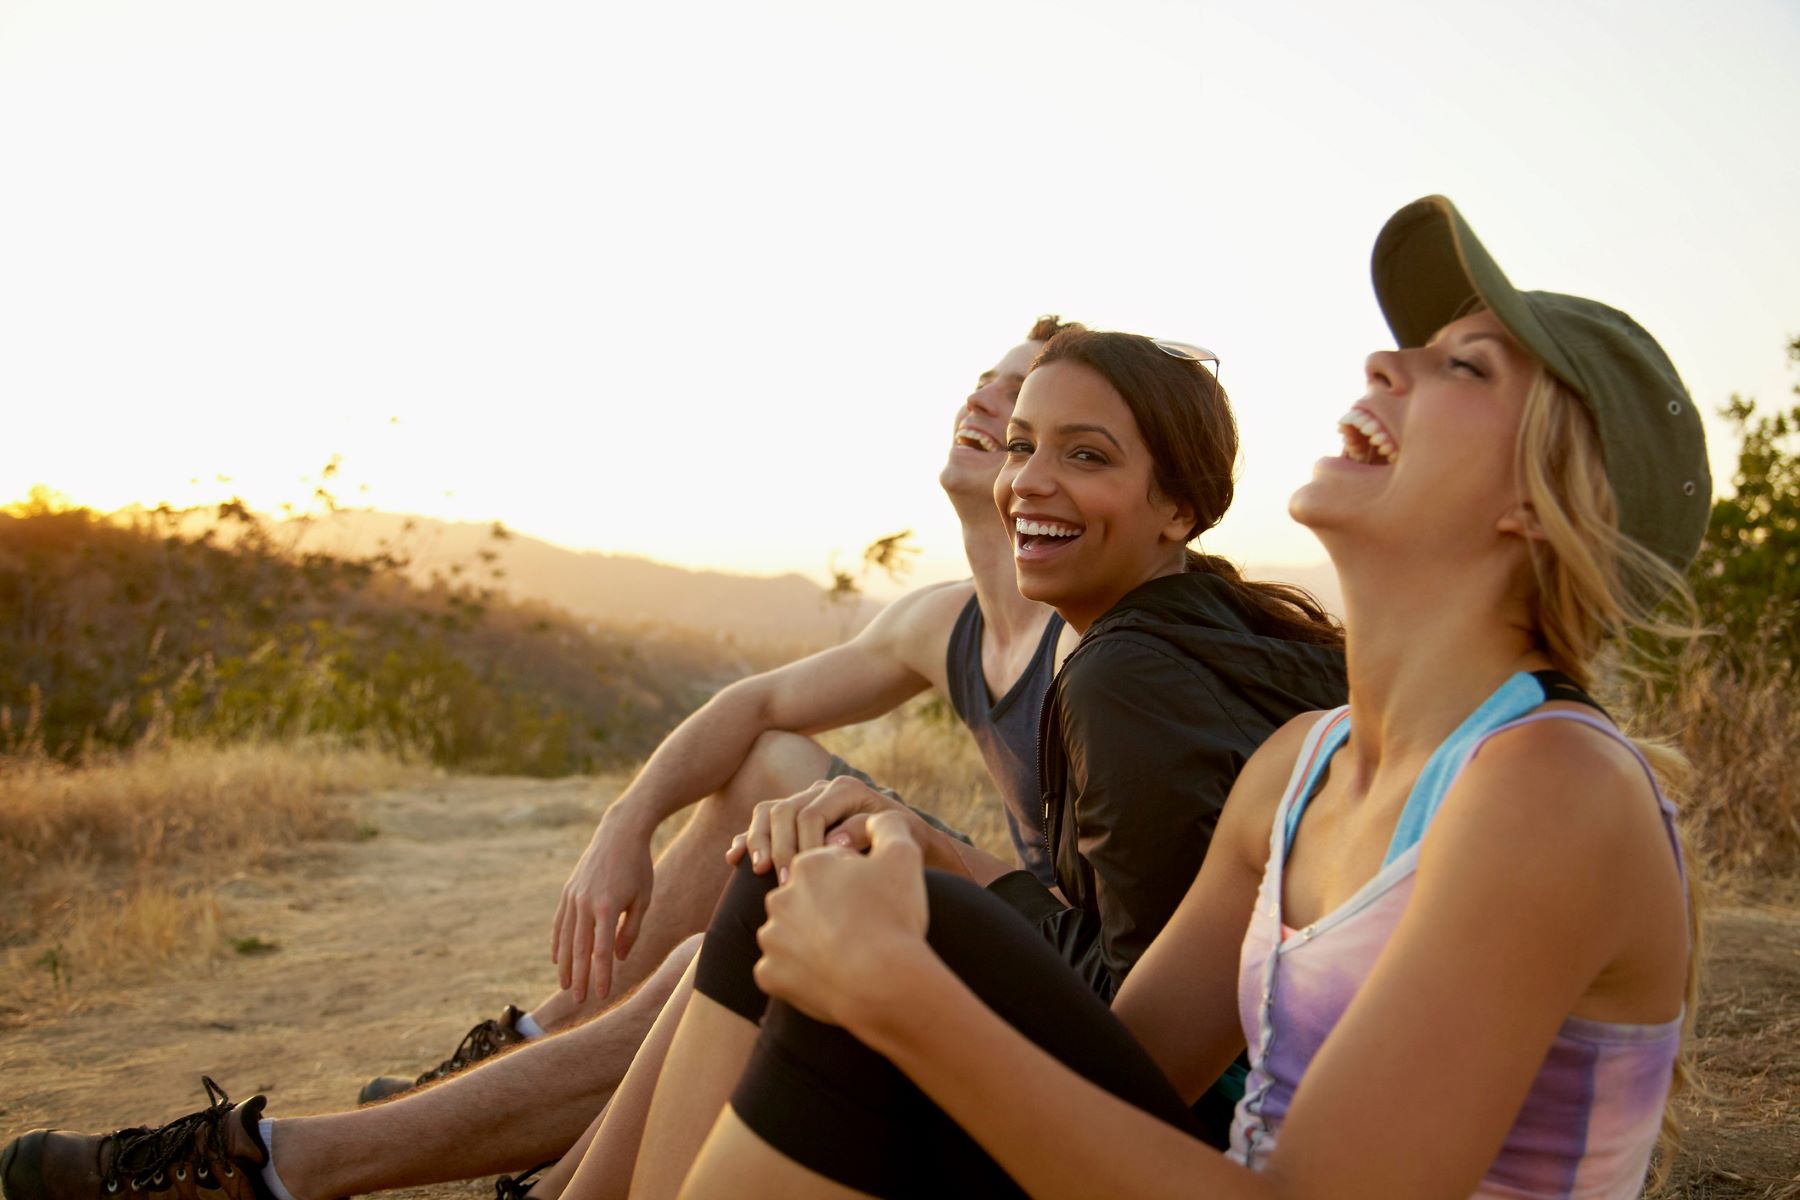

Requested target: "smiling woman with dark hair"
[{"left": 985, "top": 330, "right": 1347, "bottom": 1003}]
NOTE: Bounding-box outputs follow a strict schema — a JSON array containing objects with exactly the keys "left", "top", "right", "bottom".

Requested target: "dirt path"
[
  {"left": 2, "top": 776, "right": 1796, "bottom": 1196},
  {"left": 0, "top": 774, "right": 617, "bottom": 1200}
]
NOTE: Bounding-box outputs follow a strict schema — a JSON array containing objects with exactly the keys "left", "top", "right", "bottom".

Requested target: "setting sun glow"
[{"left": 3, "top": 0, "right": 1795, "bottom": 588}]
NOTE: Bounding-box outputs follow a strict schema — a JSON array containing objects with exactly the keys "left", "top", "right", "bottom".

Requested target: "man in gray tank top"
[{"left": 0, "top": 319, "right": 1088, "bottom": 1200}]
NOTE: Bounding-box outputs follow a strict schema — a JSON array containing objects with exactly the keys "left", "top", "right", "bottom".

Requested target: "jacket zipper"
[{"left": 1039, "top": 636, "right": 1100, "bottom": 879}]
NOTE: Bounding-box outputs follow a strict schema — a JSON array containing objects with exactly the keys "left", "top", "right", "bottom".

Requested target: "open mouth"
[
  {"left": 1337, "top": 407, "right": 1399, "bottom": 465},
  {"left": 954, "top": 424, "right": 1001, "bottom": 453},
  {"left": 1014, "top": 516, "right": 1083, "bottom": 554}
]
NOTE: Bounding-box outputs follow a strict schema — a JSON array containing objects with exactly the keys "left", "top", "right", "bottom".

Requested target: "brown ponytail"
[
  {"left": 1033, "top": 330, "right": 1343, "bottom": 648},
  {"left": 1184, "top": 550, "right": 1343, "bottom": 647}
]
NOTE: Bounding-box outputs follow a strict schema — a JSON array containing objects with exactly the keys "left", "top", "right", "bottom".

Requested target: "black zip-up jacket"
[{"left": 988, "top": 571, "right": 1348, "bottom": 1000}]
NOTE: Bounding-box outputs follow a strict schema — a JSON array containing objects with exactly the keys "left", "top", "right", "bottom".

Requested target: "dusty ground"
[
  {"left": 1, "top": 776, "right": 1795, "bottom": 1197},
  {"left": 0, "top": 775, "right": 609, "bottom": 1200},
  {"left": 1670, "top": 901, "right": 1800, "bottom": 1197}
]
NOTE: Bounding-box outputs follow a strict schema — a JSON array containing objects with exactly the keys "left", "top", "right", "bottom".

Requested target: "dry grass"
[
  {"left": 816, "top": 696, "right": 1011, "bottom": 859},
  {"left": 1655, "top": 906, "right": 1800, "bottom": 1198},
  {"left": 1611, "top": 644, "right": 1800, "bottom": 1193},
  {"left": 0, "top": 738, "right": 423, "bottom": 1018},
  {"left": 1630, "top": 646, "right": 1800, "bottom": 899}
]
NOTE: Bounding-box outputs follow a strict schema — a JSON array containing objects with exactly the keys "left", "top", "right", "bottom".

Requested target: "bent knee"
[{"left": 716, "top": 730, "right": 832, "bottom": 815}]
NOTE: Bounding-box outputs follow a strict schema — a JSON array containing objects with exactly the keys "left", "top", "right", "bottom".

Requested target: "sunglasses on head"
[{"left": 1153, "top": 340, "right": 1221, "bottom": 372}]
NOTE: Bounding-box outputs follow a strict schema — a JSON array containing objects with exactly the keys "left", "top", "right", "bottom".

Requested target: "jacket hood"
[
  {"left": 1030, "top": 568, "right": 1348, "bottom": 992},
  {"left": 1078, "top": 571, "right": 1348, "bottom": 713}
]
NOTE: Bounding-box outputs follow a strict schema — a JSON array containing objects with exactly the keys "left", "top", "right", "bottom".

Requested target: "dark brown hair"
[
  {"left": 1031, "top": 329, "right": 1342, "bottom": 646},
  {"left": 1027, "top": 314, "right": 1086, "bottom": 343}
]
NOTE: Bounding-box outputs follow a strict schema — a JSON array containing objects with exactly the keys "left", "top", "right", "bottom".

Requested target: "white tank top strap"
[{"left": 1268, "top": 708, "right": 1351, "bottom": 861}]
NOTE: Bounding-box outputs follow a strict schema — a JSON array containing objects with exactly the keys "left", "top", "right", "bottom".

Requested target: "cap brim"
[{"left": 1371, "top": 196, "right": 1580, "bottom": 386}]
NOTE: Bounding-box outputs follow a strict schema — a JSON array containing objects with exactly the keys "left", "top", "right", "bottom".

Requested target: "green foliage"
[
  {"left": 33, "top": 944, "right": 69, "bottom": 989},
  {"left": 1688, "top": 336, "right": 1800, "bottom": 670},
  {"left": 0, "top": 498, "right": 729, "bottom": 774}
]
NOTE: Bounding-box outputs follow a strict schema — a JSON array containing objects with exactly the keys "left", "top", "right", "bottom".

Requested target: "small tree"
[
  {"left": 823, "top": 530, "right": 919, "bottom": 639},
  {"left": 1687, "top": 335, "right": 1800, "bottom": 671}
]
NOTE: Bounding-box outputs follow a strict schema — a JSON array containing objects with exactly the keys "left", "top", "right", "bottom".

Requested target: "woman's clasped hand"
[
  {"left": 748, "top": 810, "right": 933, "bottom": 1029},
  {"left": 725, "top": 774, "right": 954, "bottom": 881}
]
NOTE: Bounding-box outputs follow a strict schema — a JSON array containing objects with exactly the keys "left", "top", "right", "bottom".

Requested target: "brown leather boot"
[
  {"left": 2, "top": 1079, "right": 271, "bottom": 1200},
  {"left": 356, "top": 1003, "right": 530, "bottom": 1105}
]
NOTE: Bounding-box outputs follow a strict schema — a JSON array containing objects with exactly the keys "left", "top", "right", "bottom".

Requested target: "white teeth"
[
  {"left": 1335, "top": 408, "right": 1399, "bottom": 464},
  {"left": 955, "top": 426, "right": 1000, "bottom": 452},
  {"left": 1014, "top": 518, "right": 1081, "bottom": 538}
]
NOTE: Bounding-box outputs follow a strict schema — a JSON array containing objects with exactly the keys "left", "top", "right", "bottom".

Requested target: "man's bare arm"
[{"left": 551, "top": 580, "right": 974, "bottom": 999}]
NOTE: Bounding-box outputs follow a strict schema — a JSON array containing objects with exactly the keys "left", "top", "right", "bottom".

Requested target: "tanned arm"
[{"left": 552, "top": 580, "right": 973, "bottom": 999}]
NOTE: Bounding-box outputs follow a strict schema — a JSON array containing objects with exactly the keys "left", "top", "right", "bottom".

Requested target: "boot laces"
[
  {"left": 492, "top": 1161, "right": 554, "bottom": 1200},
  {"left": 415, "top": 1015, "right": 515, "bottom": 1085},
  {"left": 102, "top": 1078, "right": 241, "bottom": 1194}
]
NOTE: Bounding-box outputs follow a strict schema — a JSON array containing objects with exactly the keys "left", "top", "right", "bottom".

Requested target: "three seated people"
[{"left": 2, "top": 194, "right": 1707, "bottom": 1200}]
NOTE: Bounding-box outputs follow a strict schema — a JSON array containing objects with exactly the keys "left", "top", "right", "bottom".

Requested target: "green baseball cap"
[{"left": 1371, "top": 195, "right": 1711, "bottom": 573}]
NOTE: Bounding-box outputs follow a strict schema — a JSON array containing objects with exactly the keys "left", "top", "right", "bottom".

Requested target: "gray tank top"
[{"left": 943, "top": 594, "right": 1064, "bottom": 886}]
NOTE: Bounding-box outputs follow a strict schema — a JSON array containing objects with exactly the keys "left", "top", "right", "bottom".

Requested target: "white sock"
[
  {"left": 515, "top": 1012, "right": 547, "bottom": 1039},
  {"left": 258, "top": 1120, "right": 299, "bottom": 1200}
]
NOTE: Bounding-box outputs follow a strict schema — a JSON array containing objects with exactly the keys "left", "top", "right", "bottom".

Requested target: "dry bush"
[
  {"left": 817, "top": 697, "right": 1009, "bottom": 859},
  {"left": 1579, "top": 638, "right": 1800, "bottom": 1195},
  {"left": 0, "top": 738, "right": 421, "bottom": 1016},
  {"left": 1626, "top": 640, "right": 1800, "bottom": 898}
]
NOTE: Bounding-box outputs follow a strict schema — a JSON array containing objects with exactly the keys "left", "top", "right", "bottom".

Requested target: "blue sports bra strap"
[{"left": 1380, "top": 672, "right": 1551, "bottom": 867}]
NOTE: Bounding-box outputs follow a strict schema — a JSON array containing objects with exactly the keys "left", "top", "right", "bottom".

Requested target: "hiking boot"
[
  {"left": 490, "top": 1161, "right": 554, "bottom": 1200},
  {"left": 356, "top": 1004, "right": 530, "bottom": 1105},
  {"left": 1, "top": 1078, "right": 271, "bottom": 1200}
]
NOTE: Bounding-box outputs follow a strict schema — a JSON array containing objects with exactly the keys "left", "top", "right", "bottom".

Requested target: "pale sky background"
[{"left": 3, "top": 0, "right": 1797, "bottom": 591}]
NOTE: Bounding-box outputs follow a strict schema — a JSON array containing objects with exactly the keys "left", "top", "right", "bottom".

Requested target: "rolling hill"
[{"left": 275, "top": 510, "right": 883, "bottom": 650}]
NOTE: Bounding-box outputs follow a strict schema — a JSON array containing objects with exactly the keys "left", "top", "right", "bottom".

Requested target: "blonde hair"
[{"left": 1515, "top": 369, "right": 1703, "bottom": 1185}]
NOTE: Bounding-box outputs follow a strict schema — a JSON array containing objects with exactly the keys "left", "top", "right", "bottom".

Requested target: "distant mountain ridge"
[
  {"left": 274, "top": 512, "right": 1348, "bottom": 639},
  {"left": 279, "top": 510, "right": 883, "bottom": 649}
]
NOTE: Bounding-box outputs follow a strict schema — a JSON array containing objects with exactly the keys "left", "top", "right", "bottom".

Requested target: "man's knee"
[{"left": 714, "top": 730, "right": 831, "bottom": 817}]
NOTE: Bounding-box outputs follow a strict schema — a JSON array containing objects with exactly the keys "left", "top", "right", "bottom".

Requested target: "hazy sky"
[{"left": 3, "top": 0, "right": 1796, "bottom": 587}]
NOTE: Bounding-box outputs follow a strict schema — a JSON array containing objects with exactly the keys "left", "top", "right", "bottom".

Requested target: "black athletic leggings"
[{"left": 692, "top": 858, "right": 1220, "bottom": 1198}]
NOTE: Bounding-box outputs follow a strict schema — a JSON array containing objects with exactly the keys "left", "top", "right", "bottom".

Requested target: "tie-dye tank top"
[{"left": 1229, "top": 672, "right": 1685, "bottom": 1197}]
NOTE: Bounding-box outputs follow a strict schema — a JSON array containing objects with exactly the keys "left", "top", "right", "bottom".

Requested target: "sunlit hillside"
[
  {"left": 132, "top": 507, "right": 889, "bottom": 649},
  {"left": 0, "top": 497, "right": 755, "bottom": 773}
]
